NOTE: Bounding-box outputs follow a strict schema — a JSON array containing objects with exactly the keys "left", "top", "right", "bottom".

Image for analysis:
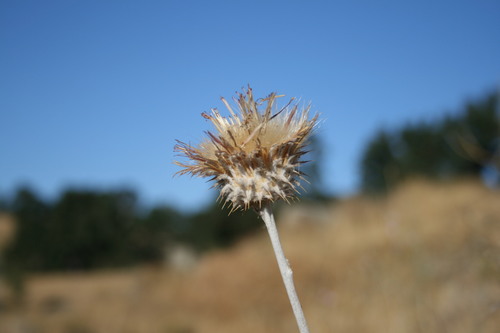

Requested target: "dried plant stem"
[{"left": 259, "top": 204, "right": 310, "bottom": 333}]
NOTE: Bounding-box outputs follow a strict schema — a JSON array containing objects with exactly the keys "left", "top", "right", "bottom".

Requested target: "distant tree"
[
  {"left": 182, "top": 202, "right": 260, "bottom": 251},
  {"left": 130, "top": 206, "right": 181, "bottom": 261},
  {"left": 446, "top": 93, "right": 499, "bottom": 177},
  {"left": 44, "top": 189, "right": 138, "bottom": 270},
  {"left": 3, "top": 188, "right": 156, "bottom": 271},
  {"left": 360, "top": 130, "right": 400, "bottom": 193},
  {"left": 360, "top": 91, "right": 500, "bottom": 193},
  {"left": 398, "top": 124, "right": 438, "bottom": 176},
  {"left": 0, "top": 195, "right": 8, "bottom": 212},
  {"left": 1, "top": 188, "right": 50, "bottom": 295},
  {"left": 4, "top": 187, "right": 51, "bottom": 270}
]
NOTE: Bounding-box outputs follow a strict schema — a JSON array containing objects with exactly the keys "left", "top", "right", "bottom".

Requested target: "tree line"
[
  {"left": 0, "top": 187, "right": 262, "bottom": 275},
  {"left": 360, "top": 91, "right": 499, "bottom": 193}
]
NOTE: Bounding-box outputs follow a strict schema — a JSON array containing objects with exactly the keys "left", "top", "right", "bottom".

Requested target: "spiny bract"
[{"left": 174, "top": 87, "right": 318, "bottom": 212}]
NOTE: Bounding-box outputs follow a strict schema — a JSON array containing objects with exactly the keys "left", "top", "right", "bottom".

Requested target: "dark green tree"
[
  {"left": 43, "top": 189, "right": 138, "bottom": 270},
  {"left": 182, "top": 202, "right": 260, "bottom": 252},
  {"left": 130, "top": 206, "right": 181, "bottom": 261},
  {"left": 360, "top": 91, "right": 499, "bottom": 193},
  {"left": 396, "top": 123, "right": 444, "bottom": 178},
  {"left": 447, "top": 93, "right": 499, "bottom": 173},
  {"left": 2, "top": 187, "right": 49, "bottom": 294},
  {"left": 4, "top": 187, "right": 51, "bottom": 270},
  {"left": 360, "top": 130, "right": 399, "bottom": 193}
]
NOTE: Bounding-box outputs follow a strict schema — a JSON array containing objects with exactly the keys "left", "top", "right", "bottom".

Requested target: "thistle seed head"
[{"left": 174, "top": 87, "right": 318, "bottom": 212}]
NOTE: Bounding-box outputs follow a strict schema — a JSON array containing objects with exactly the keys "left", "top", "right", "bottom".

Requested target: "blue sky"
[{"left": 1, "top": 1, "right": 499, "bottom": 211}]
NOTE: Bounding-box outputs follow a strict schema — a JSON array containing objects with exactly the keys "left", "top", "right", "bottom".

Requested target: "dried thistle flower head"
[{"left": 174, "top": 87, "right": 318, "bottom": 212}]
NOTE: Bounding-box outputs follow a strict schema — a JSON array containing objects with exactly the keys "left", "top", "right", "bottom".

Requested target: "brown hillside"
[{"left": 0, "top": 179, "right": 499, "bottom": 333}]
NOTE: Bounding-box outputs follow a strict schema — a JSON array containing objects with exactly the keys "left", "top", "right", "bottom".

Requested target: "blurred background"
[{"left": 1, "top": 1, "right": 499, "bottom": 332}]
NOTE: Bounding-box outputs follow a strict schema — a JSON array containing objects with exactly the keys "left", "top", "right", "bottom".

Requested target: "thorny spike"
[
  {"left": 221, "top": 97, "right": 237, "bottom": 119},
  {"left": 272, "top": 96, "right": 294, "bottom": 121},
  {"left": 262, "top": 92, "right": 277, "bottom": 120}
]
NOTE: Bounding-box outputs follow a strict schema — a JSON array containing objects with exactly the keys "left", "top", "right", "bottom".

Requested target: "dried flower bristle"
[{"left": 174, "top": 87, "right": 318, "bottom": 212}]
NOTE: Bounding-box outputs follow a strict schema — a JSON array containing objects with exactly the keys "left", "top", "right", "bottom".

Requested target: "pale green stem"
[{"left": 258, "top": 203, "right": 310, "bottom": 333}]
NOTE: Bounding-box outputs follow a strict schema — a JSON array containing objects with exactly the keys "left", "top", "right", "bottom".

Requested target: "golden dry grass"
[{"left": 0, "top": 178, "right": 499, "bottom": 333}]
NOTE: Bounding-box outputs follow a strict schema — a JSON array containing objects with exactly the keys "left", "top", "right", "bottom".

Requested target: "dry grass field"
[{"left": 0, "top": 179, "right": 499, "bottom": 333}]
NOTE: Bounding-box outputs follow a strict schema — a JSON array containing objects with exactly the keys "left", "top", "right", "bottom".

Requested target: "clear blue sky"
[{"left": 1, "top": 1, "right": 499, "bottom": 211}]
